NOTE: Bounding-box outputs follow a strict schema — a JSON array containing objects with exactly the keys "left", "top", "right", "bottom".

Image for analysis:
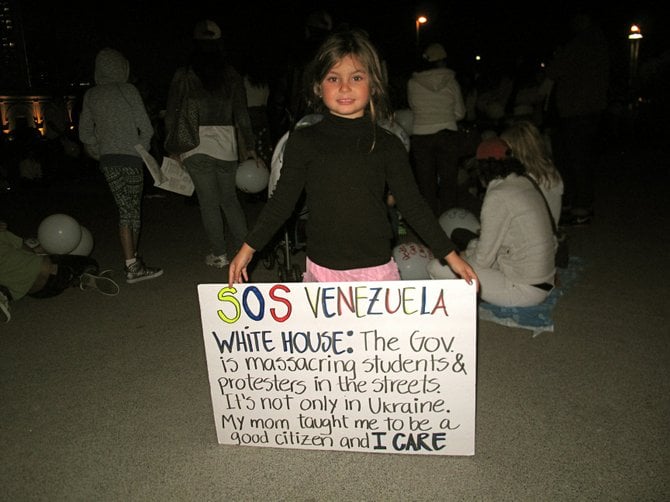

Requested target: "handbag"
[
  {"left": 522, "top": 174, "right": 569, "bottom": 268},
  {"left": 164, "top": 69, "right": 200, "bottom": 154}
]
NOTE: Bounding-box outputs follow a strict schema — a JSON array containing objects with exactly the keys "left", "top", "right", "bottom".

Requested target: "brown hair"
[{"left": 306, "top": 28, "right": 391, "bottom": 125}]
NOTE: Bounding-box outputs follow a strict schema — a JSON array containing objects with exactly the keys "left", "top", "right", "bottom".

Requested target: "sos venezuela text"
[{"left": 216, "top": 284, "right": 453, "bottom": 324}]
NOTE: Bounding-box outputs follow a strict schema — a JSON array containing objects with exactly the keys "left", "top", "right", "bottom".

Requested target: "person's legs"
[
  {"left": 436, "top": 129, "right": 461, "bottom": 215},
  {"left": 568, "top": 114, "right": 600, "bottom": 215},
  {"left": 215, "top": 158, "right": 248, "bottom": 253},
  {"left": 550, "top": 121, "right": 575, "bottom": 211},
  {"left": 184, "top": 154, "right": 227, "bottom": 256},
  {"left": 474, "top": 267, "right": 548, "bottom": 307},
  {"left": 428, "top": 260, "right": 548, "bottom": 307},
  {"left": 101, "top": 158, "right": 160, "bottom": 282},
  {"left": 410, "top": 134, "right": 439, "bottom": 215},
  {"left": 100, "top": 161, "right": 144, "bottom": 261}
]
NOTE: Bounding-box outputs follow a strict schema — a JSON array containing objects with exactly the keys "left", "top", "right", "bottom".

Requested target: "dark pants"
[
  {"left": 551, "top": 114, "right": 602, "bottom": 212},
  {"left": 411, "top": 129, "right": 463, "bottom": 216}
]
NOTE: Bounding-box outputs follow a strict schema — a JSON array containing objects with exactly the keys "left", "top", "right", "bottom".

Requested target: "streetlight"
[
  {"left": 416, "top": 15, "right": 427, "bottom": 47},
  {"left": 628, "top": 24, "right": 643, "bottom": 87}
]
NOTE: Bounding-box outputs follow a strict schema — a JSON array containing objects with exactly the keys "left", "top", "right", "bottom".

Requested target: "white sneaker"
[
  {"left": 80, "top": 272, "right": 120, "bottom": 296},
  {"left": 205, "top": 253, "right": 229, "bottom": 268},
  {"left": 125, "top": 259, "right": 163, "bottom": 284}
]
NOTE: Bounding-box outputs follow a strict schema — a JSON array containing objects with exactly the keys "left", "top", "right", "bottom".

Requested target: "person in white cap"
[
  {"left": 165, "top": 19, "right": 258, "bottom": 269},
  {"left": 407, "top": 42, "right": 466, "bottom": 216}
]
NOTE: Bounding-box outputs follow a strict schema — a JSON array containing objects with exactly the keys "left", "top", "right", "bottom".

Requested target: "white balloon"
[
  {"left": 37, "top": 213, "right": 82, "bottom": 254},
  {"left": 438, "top": 208, "right": 480, "bottom": 239},
  {"left": 393, "top": 242, "right": 434, "bottom": 280},
  {"left": 69, "top": 226, "right": 94, "bottom": 256},
  {"left": 236, "top": 159, "right": 269, "bottom": 194},
  {"left": 379, "top": 119, "right": 410, "bottom": 152}
]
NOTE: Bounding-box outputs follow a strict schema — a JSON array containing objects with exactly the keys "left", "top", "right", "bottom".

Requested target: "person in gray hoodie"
[
  {"left": 79, "top": 48, "right": 162, "bottom": 284},
  {"left": 407, "top": 43, "right": 466, "bottom": 216}
]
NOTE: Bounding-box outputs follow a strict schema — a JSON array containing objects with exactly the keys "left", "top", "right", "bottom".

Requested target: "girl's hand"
[
  {"left": 444, "top": 250, "right": 479, "bottom": 290},
  {"left": 228, "top": 243, "right": 256, "bottom": 287},
  {"left": 246, "top": 150, "right": 266, "bottom": 169}
]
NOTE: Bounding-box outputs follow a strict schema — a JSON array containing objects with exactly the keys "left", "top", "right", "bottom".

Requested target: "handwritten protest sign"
[
  {"left": 198, "top": 280, "right": 477, "bottom": 456},
  {"left": 135, "top": 144, "right": 194, "bottom": 196}
]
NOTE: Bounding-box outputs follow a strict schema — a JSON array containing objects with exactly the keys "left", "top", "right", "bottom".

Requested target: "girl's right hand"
[
  {"left": 444, "top": 250, "right": 479, "bottom": 290},
  {"left": 228, "top": 243, "right": 256, "bottom": 287}
]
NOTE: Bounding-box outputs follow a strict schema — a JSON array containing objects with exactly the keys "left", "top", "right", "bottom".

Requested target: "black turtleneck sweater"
[{"left": 246, "top": 113, "right": 455, "bottom": 270}]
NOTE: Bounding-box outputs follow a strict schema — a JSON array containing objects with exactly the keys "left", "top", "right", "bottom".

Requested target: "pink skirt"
[{"left": 303, "top": 257, "right": 401, "bottom": 282}]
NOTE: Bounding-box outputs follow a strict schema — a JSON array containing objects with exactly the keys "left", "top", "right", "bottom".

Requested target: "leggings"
[{"left": 100, "top": 160, "right": 143, "bottom": 234}]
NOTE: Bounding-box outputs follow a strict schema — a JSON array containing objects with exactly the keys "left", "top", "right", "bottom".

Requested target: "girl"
[{"left": 228, "top": 29, "right": 477, "bottom": 286}]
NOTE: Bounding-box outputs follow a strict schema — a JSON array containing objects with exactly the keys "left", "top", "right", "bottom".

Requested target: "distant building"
[
  {"left": 0, "top": 0, "right": 30, "bottom": 90},
  {"left": 0, "top": 1, "right": 78, "bottom": 137}
]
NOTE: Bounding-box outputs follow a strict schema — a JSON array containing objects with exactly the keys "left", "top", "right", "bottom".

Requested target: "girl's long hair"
[
  {"left": 305, "top": 28, "right": 391, "bottom": 125},
  {"left": 501, "top": 120, "right": 562, "bottom": 188}
]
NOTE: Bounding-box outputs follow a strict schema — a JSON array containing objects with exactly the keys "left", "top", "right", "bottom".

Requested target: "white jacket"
[
  {"left": 464, "top": 174, "right": 556, "bottom": 286},
  {"left": 407, "top": 67, "right": 465, "bottom": 135}
]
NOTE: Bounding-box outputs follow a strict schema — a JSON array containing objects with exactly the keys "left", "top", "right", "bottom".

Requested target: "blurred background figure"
[
  {"left": 408, "top": 42, "right": 467, "bottom": 216},
  {"left": 268, "top": 8, "right": 333, "bottom": 139},
  {"left": 428, "top": 137, "right": 556, "bottom": 307},
  {"left": 79, "top": 48, "right": 162, "bottom": 284},
  {"left": 164, "top": 19, "right": 257, "bottom": 269},
  {"left": 545, "top": 10, "right": 610, "bottom": 225}
]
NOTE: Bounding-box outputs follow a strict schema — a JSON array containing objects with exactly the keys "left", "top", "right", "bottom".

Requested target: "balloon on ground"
[
  {"left": 69, "top": 225, "right": 94, "bottom": 256},
  {"left": 37, "top": 213, "right": 82, "bottom": 254}
]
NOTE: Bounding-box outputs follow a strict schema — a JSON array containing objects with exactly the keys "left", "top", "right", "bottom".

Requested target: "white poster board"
[{"left": 198, "top": 280, "right": 477, "bottom": 456}]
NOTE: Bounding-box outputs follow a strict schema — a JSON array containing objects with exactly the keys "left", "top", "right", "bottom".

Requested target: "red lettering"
[{"left": 269, "top": 284, "right": 292, "bottom": 322}]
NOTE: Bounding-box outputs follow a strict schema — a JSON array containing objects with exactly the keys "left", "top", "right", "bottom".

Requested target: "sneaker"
[
  {"left": 205, "top": 253, "right": 230, "bottom": 268},
  {"left": 80, "top": 272, "right": 120, "bottom": 296},
  {"left": 125, "top": 259, "right": 163, "bottom": 284},
  {"left": 0, "top": 290, "right": 10, "bottom": 322}
]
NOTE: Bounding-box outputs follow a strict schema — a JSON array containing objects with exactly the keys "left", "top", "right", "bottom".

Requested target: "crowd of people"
[{"left": 2, "top": 8, "right": 614, "bottom": 320}]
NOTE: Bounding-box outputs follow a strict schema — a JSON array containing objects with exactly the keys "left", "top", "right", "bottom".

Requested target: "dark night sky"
[{"left": 18, "top": 0, "right": 668, "bottom": 101}]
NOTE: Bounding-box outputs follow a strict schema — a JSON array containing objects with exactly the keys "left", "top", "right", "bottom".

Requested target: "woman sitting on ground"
[{"left": 427, "top": 137, "right": 556, "bottom": 307}]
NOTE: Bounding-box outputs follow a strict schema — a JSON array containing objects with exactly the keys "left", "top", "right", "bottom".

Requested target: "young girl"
[{"left": 228, "top": 29, "right": 477, "bottom": 286}]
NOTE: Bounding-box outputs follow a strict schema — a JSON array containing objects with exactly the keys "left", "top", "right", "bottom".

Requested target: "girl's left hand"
[{"left": 444, "top": 250, "right": 479, "bottom": 290}]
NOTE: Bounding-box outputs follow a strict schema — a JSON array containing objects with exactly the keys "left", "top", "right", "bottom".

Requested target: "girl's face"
[{"left": 319, "top": 54, "right": 370, "bottom": 119}]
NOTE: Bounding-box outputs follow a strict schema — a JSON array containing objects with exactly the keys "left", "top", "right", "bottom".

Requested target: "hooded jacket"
[
  {"left": 407, "top": 67, "right": 466, "bottom": 135},
  {"left": 79, "top": 48, "right": 153, "bottom": 157}
]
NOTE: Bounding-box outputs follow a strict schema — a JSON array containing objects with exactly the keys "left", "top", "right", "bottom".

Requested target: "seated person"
[
  {"left": 427, "top": 137, "right": 556, "bottom": 307},
  {"left": 500, "top": 120, "right": 563, "bottom": 223},
  {"left": 1, "top": 221, "right": 118, "bottom": 322}
]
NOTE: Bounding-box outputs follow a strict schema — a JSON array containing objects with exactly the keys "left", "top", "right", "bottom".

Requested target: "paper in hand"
[{"left": 135, "top": 145, "right": 194, "bottom": 197}]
